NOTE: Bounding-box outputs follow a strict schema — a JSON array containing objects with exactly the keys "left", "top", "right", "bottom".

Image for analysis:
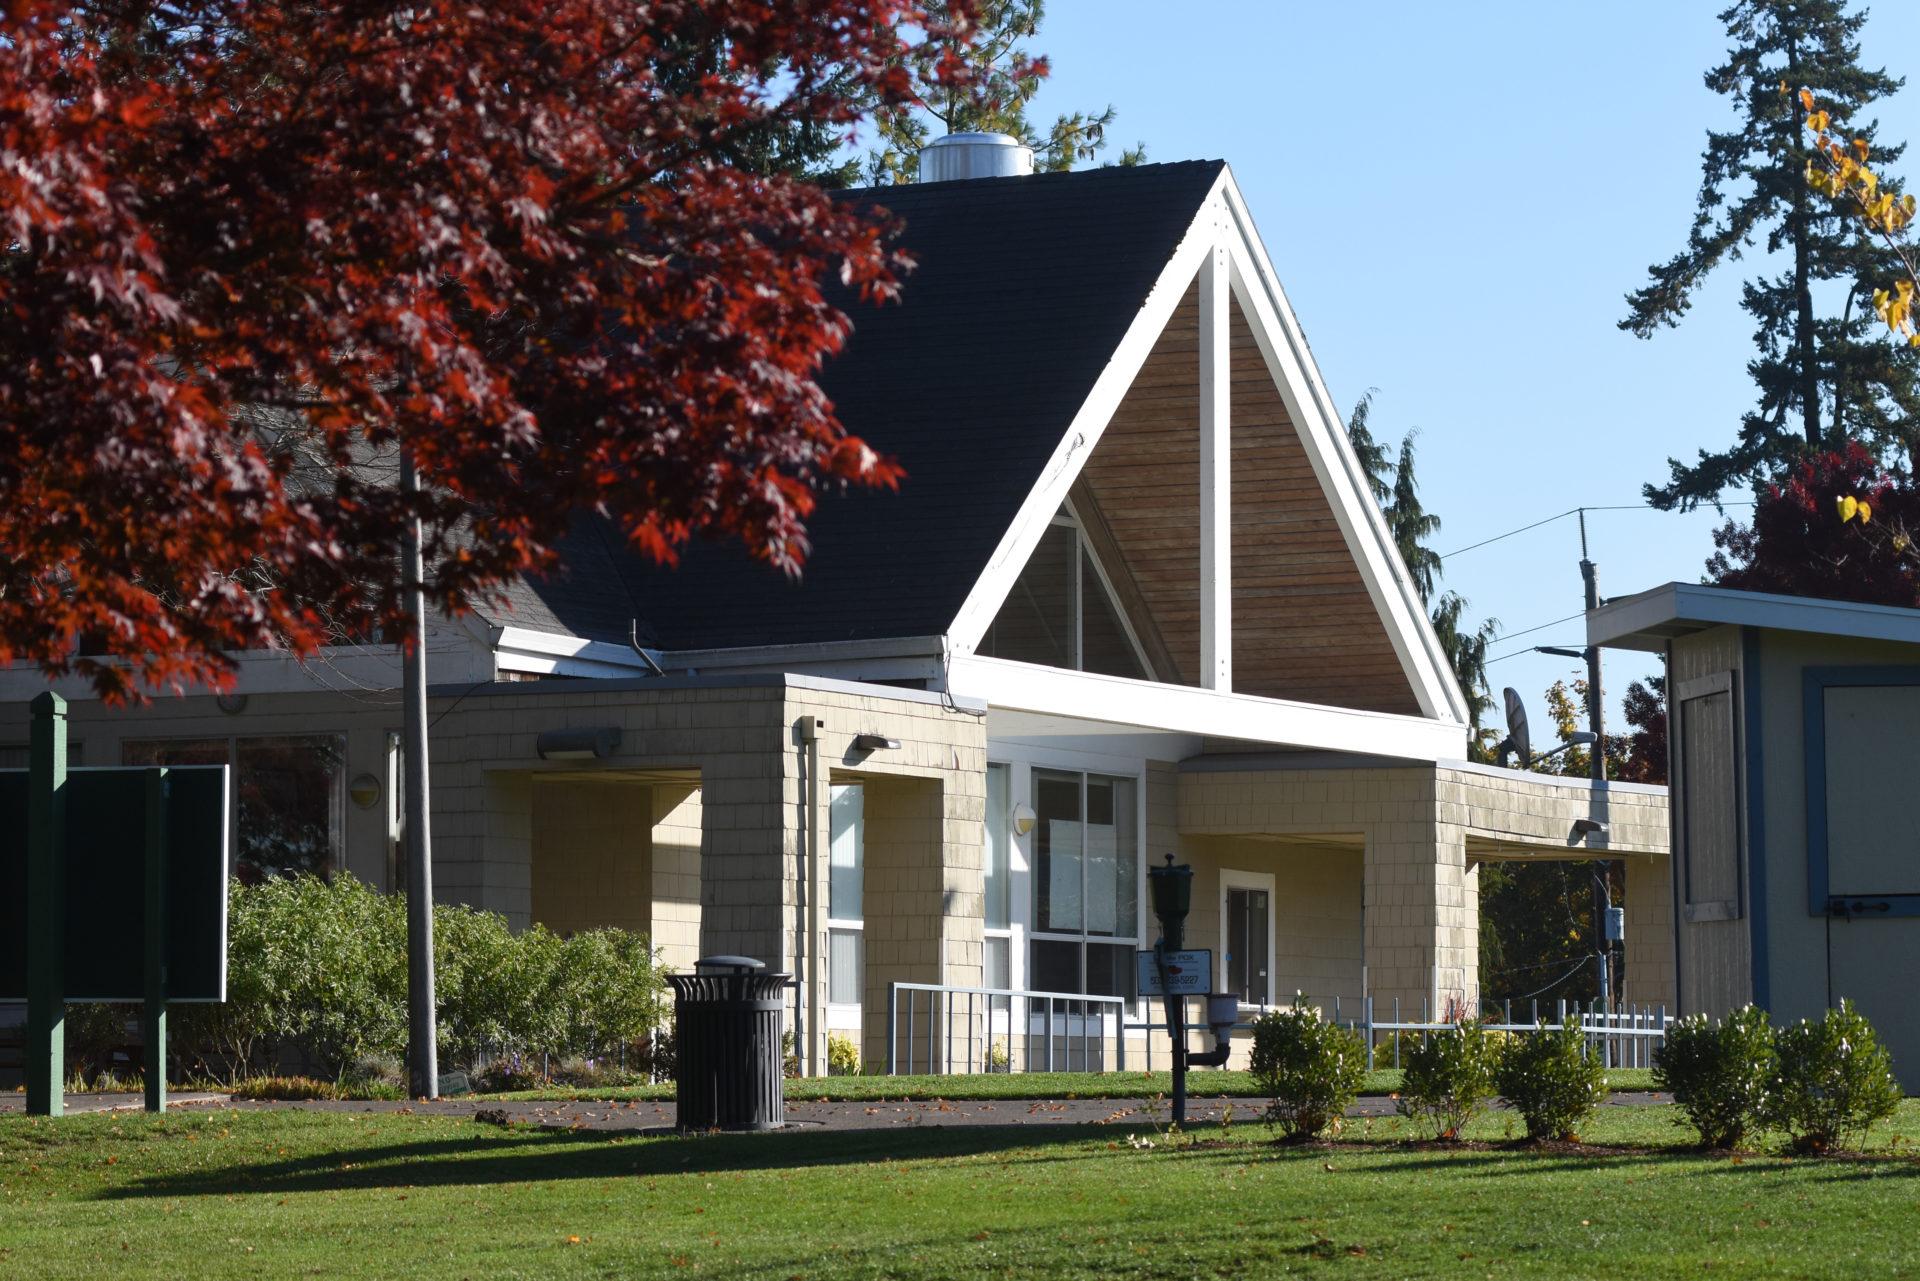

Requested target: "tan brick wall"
[
  {"left": 782, "top": 685, "right": 987, "bottom": 1074},
  {"left": 1179, "top": 835, "right": 1364, "bottom": 1011},
  {"left": 1625, "top": 853, "right": 1676, "bottom": 1011},
  {"left": 651, "top": 782, "right": 703, "bottom": 973},
  {"left": 528, "top": 778, "right": 653, "bottom": 937}
]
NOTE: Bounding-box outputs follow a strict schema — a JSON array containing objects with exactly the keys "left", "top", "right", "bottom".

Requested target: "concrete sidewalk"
[{"left": 3, "top": 1090, "right": 1670, "bottom": 1132}]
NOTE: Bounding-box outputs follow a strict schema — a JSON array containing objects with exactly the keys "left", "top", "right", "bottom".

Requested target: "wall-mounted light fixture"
[
  {"left": 215, "top": 693, "right": 248, "bottom": 716},
  {"left": 1571, "top": 817, "right": 1608, "bottom": 838},
  {"left": 348, "top": 773, "right": 383, "bottom": 810},
  {"left": 536, "top": 727, "right": 621, "bottom": 761},
  {"left": 1011, "top": 801, "right": 1037, "bottom": 838},
  {"left": 852, "top": 733, "right": 900, "bottom": 753}
]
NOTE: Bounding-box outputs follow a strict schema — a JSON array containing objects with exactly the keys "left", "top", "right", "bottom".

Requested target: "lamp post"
[{"left": 1146, "top": 855, "right": 1238, "bottom": 1127}]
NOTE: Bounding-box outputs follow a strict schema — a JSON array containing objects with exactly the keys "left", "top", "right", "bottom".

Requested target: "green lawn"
[
  {"left": 489, "top": 1067, "right": 1658, "bottom": 1103},
  {"left": 2, "top": 1101, "right": 1916, "bottom": 1278}
]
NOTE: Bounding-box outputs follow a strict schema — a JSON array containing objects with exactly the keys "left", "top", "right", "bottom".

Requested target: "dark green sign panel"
[{"left": 1, "top": 765, "right": 228, "bottom": 1002}]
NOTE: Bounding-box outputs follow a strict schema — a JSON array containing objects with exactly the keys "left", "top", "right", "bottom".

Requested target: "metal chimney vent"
[{"left": 916, "top": 132, "right": 1034, "bottom": 183}]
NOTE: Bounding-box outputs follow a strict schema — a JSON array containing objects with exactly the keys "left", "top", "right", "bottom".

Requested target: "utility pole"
[
  {"left": 1578, "top": 512, "right": 1613, "bottom": 1020},
  {"left": 400, "top": 447, "right": 438, "bottom": 1100}
]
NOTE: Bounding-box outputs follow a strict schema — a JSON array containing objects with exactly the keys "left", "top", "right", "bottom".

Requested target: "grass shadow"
[{"left": 96, "top": 1118, "right": 1138, "bottom": 1201}]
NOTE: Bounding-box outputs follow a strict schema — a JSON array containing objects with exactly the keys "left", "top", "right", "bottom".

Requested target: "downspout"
[{"left": 798, "top": 715, "right": 824, "bottom": 1078}]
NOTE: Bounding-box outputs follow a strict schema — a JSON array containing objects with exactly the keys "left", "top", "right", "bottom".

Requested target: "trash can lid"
[{"left": 695, "top": 955, "right": 766, "bottom": 974}]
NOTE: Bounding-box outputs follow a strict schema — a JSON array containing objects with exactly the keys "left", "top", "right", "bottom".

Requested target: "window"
[
  {"left": 977, "top": 509, "right": 1149, "bottom": 679},
  {"left": 0, "top": 741, "right": 83, "bottom": 768},
  {"left": 1031, "top": 769, "right": 1138, "bottom": 999},
  {"left": 985, "top": 764, "right": 1010, "bottom": 930},
  {"left": 123, "top": 735, "right": 346, "bottom": 882},
  {"left": 826, "top": 784, "right": 864, "bottom": 1009},
  {"left": 1221, "top": 871, "right": 1275, "bottom": 1007}
]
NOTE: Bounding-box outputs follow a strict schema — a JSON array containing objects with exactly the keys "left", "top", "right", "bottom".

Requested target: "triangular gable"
[{"left": 948, "top": 168, "right": 1467, "bottom": 725}]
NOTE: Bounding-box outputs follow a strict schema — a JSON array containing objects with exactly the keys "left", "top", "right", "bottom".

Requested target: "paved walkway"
[{"left": 3, "top": 1090, "right": 1669, "bottom": 1132}]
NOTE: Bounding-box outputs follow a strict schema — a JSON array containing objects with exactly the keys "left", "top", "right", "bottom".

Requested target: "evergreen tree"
[
  {"left": 1343, "top": 395, "right": 1498, "bottom": 737},
  {"left": 865, "top": 1, "right": 1145, "bottom": 185},
  {"left": 1387, "top": 430, "right": 1443, "bottom": 601},
  {"left": 1625, "top": 0, "right": 1919, "bottom": 509}
]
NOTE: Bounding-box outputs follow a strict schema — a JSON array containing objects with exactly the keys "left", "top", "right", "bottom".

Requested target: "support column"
[
  {"left": 1198, "top": 220, "right": 1232, "bottom": 692},
  {"left": 1362, "top": 807, "right": 1475, "bottom": 1022}
]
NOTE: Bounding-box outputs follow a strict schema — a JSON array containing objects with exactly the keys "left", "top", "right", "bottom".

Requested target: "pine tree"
[
  {"left": 865, "top": 1, "right": 1145, "bottom": 184},
  {"left": 1625, "top": 0, "right": 1920, "bottom": 509},
  {"left": 1343, "top": 395, "right": 1498, "bottom": 735}
]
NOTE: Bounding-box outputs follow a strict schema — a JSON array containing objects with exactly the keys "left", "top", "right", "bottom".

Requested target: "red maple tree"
[
  {"left": 1707, "top": 442, "right": 1920, "bottom": 607},
  {"left": 2, "top": 1, "right": 979, "bottom": 699}
]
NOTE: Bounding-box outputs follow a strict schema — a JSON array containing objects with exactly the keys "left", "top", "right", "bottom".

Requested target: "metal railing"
[
  {"left": 1323, "top": 996, "right": 1672, "bottom": 1071},
  {"left": 886, "top": 982, "right": 1128, "bottom": 1075},
  {"left": 884, "top": 985, "right": 1672, "bottom": 1077}
]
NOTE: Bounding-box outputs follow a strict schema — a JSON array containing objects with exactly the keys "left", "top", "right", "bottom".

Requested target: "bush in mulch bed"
[
  {"left": 1494, "top": 1017, "right": 1607, "bottom": 1142},
  {"left": 1249, "top": 1000, "right": 1368, "bottom": 1141},
  {"left": 1763, "top": 1000, "right": 1902, "bottom": 1154},
  {"left": 1396, "top": 1020, "right": 1498, "bottom": 1140},
  {"left": 1654, "top": 1005, "right": 1774, "bottom": 1149}
]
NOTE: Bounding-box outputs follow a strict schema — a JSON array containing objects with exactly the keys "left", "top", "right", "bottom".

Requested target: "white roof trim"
[
  {"left": 950, "top": 653, "right": 1466, "bottom": 761},
  {"left": 492, "top": 626, "right": 949, "bottom": 683},
  {"left": 1216, "top": 172, "right": 1467, "bottom": 724},
  {"left": 1589, "top": 581, "right": 1920, "bottom": 653}
]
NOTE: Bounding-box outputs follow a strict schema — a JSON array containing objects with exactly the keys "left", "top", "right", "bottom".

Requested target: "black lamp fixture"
[
  {"left": 852, "top": 733, "right": 900, "bottom": 753},
  {"left": 535, "top": 727, "right": 621, "bottom": 761},
  {"left": 1146, "top": 853, "right": 1193, "bottom": 949}
]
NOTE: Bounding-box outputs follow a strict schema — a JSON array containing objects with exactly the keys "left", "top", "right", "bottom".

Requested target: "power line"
[
  {"left": 1438, "top": 501, "right": 1755, "bottom": 561},
  {"left": 1489, "top": 611, "right": 1585, "bottom": 646},
  {"left": 1486, "top": 641, "right": 1583, "bottom": 666}
]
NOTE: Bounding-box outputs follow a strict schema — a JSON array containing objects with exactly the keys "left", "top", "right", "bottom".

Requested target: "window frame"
[
  {"left": 1026, "top": 765, "right": 1144, "bottom": 1005},
  {"left": 1219, "top": 867, "right": 1277, "bottom": 1011},
  {"left": 978, "top": 505, "right": 1156, "bottom": 680}
]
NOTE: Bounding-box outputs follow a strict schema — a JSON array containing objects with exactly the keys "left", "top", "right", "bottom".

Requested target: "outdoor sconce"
[
  {"left": 852, "top": 733, "right": 900, "bottom": 753},
  {"left": 1010, "top": 802, "right": 1037, "bottom": 837},
  {"left": 535, "top": 727, "right": 621, "bottom": 761},
  {"left": 1572, "top": 818, "right": 1608, "bottom": 837},
  {"left": 348, "top": 773, "right": 382, "bottom": 810}
]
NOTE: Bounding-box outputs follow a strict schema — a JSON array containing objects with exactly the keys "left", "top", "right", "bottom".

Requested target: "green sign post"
[
  {"left": 143, "top": 767, "right": 168, "bottom": 1115},
  {"left": 11, "top": 697, "right": 226, "bottom": 1118},
  {"left": 25, "top": 692, "right": 66, "bottom": 1118}
]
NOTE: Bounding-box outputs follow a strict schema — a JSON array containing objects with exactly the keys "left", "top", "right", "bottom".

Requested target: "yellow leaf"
[
  {"left": 1859, "top": 502, "right": 1873, "bottom": 524},
  {"left": 1853, "top": 137, "right": 1870, "bottom": 161},
  {"left": 1808, "top": 110, "right": 1830, "bottom": 132},
  {"left": 1799, "top": 88, "right": 1815, "bottom": 109},
  {"left": 1838, "top": 495, "right": 1859, "bottom": 523}
]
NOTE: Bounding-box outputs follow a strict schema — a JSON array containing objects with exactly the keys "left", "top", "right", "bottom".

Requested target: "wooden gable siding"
[{"left": 1073, "top": 279, "right": 1422, "bottom": 714}]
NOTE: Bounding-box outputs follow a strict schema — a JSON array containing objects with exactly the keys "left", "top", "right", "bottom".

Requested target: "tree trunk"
[{"left": 1788, "top": 33, "right": 1822, "bottom": 450}]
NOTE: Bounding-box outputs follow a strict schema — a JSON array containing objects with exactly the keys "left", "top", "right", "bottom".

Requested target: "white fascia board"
[
  {"left": 493, "top": 626, "right": 948, "bottom": 683},
  {"left": 950, "top": 653, "right": 1467, "bottom": 761},
  {"left": 1589, "top": 580, "right": 1920, "bottom": 652},
  {"left": 1216, "top": 173, "right": 1469, "bottom": 726},
  {"left": 945, "top": 172, "right": 1231, "bottom": 657}
]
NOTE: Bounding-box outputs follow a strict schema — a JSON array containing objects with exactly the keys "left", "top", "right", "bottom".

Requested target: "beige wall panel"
[{"left": 529, "top": 778, "right": 653, "bottom": 937}]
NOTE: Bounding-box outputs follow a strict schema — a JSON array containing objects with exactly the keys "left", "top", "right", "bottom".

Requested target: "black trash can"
[{"left": 667, "top": 956, "right": 789, "bottom": 1132}]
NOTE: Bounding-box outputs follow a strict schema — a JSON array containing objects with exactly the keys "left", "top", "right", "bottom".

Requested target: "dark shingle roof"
[{"left": 484, "top": 159, "right": 1226, "bottom": 650}]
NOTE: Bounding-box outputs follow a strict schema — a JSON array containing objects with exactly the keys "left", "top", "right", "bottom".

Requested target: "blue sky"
[{"left": 1022, "top": 1, "right": 1920, "bottom": 735}]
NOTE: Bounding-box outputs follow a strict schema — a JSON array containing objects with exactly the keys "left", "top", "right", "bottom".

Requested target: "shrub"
[
  {"left": 1653, "top": 1006, "right": 1775, "bottom": 1149},
  {"left": 1397, "top": 1021, "right": 1498, "bottom": 1140},
  {"left": 171, "top": 875, "right": 668, "bottom": 1085},
  {"left": 1248, "top": 1000, "right": 1367, "bottom": 1140},
  {"left": 827, "top": 1033, "right": 862, "bottom": 1077},
  {"left": 1494, "top": 1019, "right": 1607, "bottom": 1141},
  {"left": 1762, "top": 1000, "right": 1902, "bottom": 1153}
]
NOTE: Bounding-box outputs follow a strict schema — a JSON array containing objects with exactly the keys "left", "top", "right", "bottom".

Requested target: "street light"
[{"left": 1145, "top": 855, "right": 1234, "bottom": 1126}]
